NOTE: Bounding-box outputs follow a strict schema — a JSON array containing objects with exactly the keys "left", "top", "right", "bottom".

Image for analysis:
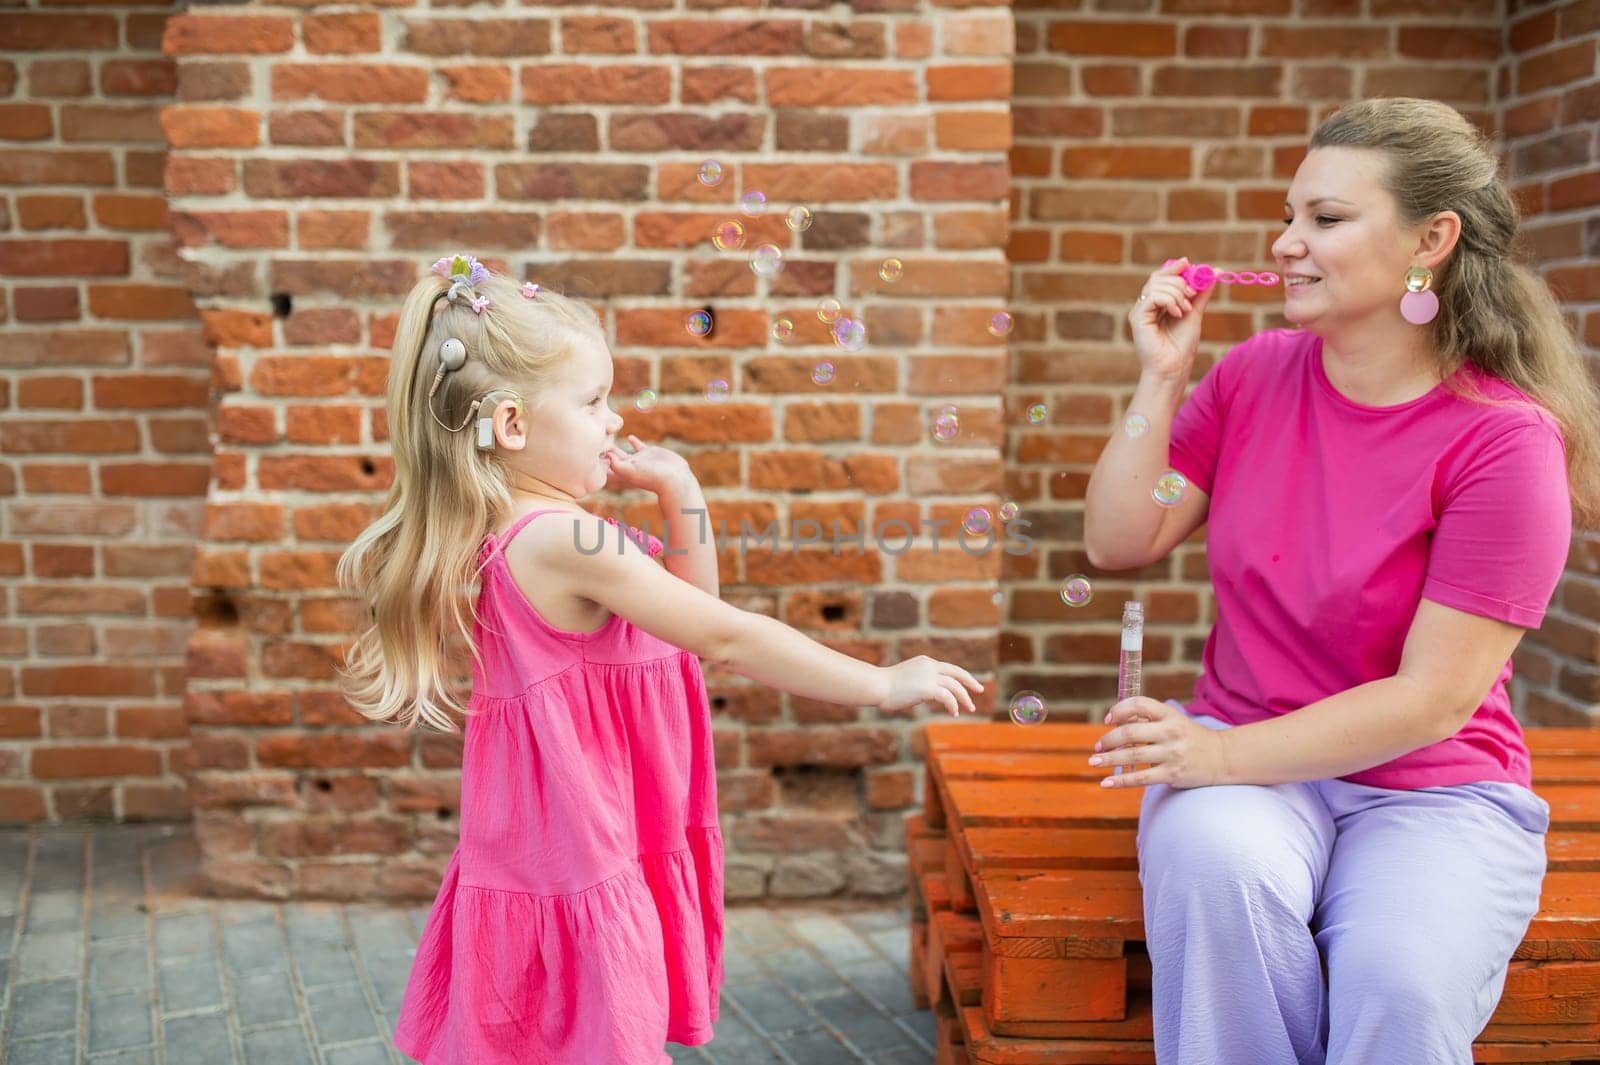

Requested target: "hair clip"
[
  {"left": 471, "top": 295, "right": 492, "bottom": 315},
  {"left": 521, "top": 282, "right": 540, "bottom": 300},
  {"left": 432, "top": 253, "right": 488, "bottom": 287},
  {"left": 1177, "top": 262, "right": 1281, "bottom": 292}
]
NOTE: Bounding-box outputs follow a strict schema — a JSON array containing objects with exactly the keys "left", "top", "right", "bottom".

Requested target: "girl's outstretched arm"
[{"left": 527, "top": 514, "right": 983, "bottom": 716}]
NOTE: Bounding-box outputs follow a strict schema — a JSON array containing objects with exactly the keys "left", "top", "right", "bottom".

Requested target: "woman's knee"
[{"left": 1139, "top": 790, "right": 1318, "bottom": 915}]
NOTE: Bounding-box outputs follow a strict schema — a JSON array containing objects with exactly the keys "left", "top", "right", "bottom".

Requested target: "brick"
[
  {"left": 403, "top": 17, "right": 552, "bottom": 56},
  {"left": 17, "top": 195, "right": 86, "bottom": 230},
  {"left": 101, "top": 58, "right": 177, "bottom": 97},
  {"left": 782, "top": 111, "right": 853, "bottom": 151},
  {"left": 160, "top": 106, "right": 260, "bottom": 148},
  {"left": 807, "top": 20, "right": 887, "bottom": 59},
  {"left": 92, "top": 374, "right": 209, "bottom": 409},
  {"left": 562, "top": 16, "right": 637, "bottom": 53},
  {"left": 304, "top": 12, "right": 381, "bottom": 54},
  {"left": 527, "top": 113, "right": 599, "bottom": 152},
  {"left": 92, "top": 194, "right": 167, "bottom": 231},
  {"left": 87, "top": 285, "right": 198, "bottom": 322},
  {"left": 1185, "top": 24, "right": 1249, "bottom": 57},
  {"left": 285, "top": 406, "right": 361, "bottom": 445},
  {"left": 164, "top": 156, "right": 236, "bottom": 196},
  {"left": 1062, "top": 146, "right": 1191, "bottom": 179},
  {"left": 1518, "top": 41, "right": 1596, "bottom": 94},
  {"left": 935, "top": 110, "right": 1011, "bottom": 150},
  {"left": 610, "top": 112, "right": 764, "bottom": 152},
  {"left": 14, "top": 287, "right": 80, "bottom": 322},
  {"left": 1153, "top": 64, "right": 1280, "bottom": 97},
  {"left": 522, "top": 64, "right": 671, "bottom": 104},
  {"left": 0, "top": 14, "right": 118, "bottom": 50},
  {"left": 766, "top": 68, "right": 917, "bottom": 106},
  {"left": 945, "top": 14, "right": 1012, "bottom": 56},
  {"left": 683, "top": 66, "right": 757, "bottom": 104},
  {"left": 927, "top": 63, "right": 1011, "bottom": 101},
  {"left": 1048, "top": 21, "right": 1176, "bottom": 56},
  {"left": 386, "top": 208, "right": 542, "bottom": 247},
  {"left": 267, "top": 110, "right": 344, "bottom": 147},
  {"left": 547, "top": 211, "right": 625, "bottom": 251},
  {"left": 354, "top": 112, "right": 514, "bottom": 150},
  {"left": 242, "top": 159, "right": 400, "bottom": 199},
  {"left": 271, "top": 64, "right": 429, "bottom": 104},
  {"left": 1397, "top": 25, "right": 1500, "bottom": 61},
  {"left": 298, "top": 210, "right": 371, "bottom": 250},
  {"left": 251, "top": 355, "right": 387, "bottom": 396},
  {"left": 910, "top": 160, "right": 1008, "bottom": 201},
  {"left": 34, "top": 544, "right": 93, "bottom": 577},
  {"left": 442, "top": 65, "right": 512, "bottom": 104},
  {"left": 17, "top": 376, "right": 83, "bottom": 409},
  {"left": 177, "top": 61, "right": 252, "bottom": 101},
  {"left": 28, "top": 59, "right": 90, "bottom": 98},
  {"left": 747, "top": 728, "right": 899, "bottom": 767},
  {"left": 0, "top": 103, "right": 50, "bottom": 139},
  {"left": 162, "top": 14, "right": 294, "bottom": 55},
  {"left": 647, "top": 20, "right": 803, "bottom": 55},
  {"left": 22, "top": 666, "right": 156, "bottom": 698},
  {"left": 0, "top": 239, "right": 127, "bottom": 277},
  {"left": 0, "top": 147, "right": 116, "bottom": 185},
  {"left": 1112, "top": 105, "right": 1239, "bottom": 139},
  {"left": 497, "top": 162, "right": 649, "bottom": 201}
]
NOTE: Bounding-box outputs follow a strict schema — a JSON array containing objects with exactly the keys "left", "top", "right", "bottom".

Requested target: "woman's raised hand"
[
  {"left": 876, "top": 655, "right": 984, "bottom": 718},
  {"left": 1130, "top": 257, "right": 1216, "bottom": 384}
]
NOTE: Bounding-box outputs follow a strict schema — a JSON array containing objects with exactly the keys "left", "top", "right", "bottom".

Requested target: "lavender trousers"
[{"left": 1136, "top": 702, "right": 1550, "bottom": 1065}]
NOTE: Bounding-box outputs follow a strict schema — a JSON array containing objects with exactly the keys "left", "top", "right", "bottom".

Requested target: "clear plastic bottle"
[{"left": 1116, "top": 601, "right": 1144, "bottom": 775}]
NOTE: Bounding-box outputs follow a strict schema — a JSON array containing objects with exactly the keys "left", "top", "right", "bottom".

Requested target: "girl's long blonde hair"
[
  {"left": 337, "top": 266, "right": 605, "bottom": 731},
  {"left": 1310, "top": 97, "right": 1600, "bottom": 528}
]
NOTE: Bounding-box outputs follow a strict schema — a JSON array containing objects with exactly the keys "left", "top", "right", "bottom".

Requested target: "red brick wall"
[
  {"left": 157, "top": 3, "right": 1013, "bottom": 899},
  {"left": 0, "top": 2, "right": 207, "bottom": 822},
  {"left": 1500, "top": 0, "right": 1600, "bottom": 724}
]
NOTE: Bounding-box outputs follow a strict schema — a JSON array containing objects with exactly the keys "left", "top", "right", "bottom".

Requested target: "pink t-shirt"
[{"left": 1168, "top": 328, "right": 1571, "bottom": 790}]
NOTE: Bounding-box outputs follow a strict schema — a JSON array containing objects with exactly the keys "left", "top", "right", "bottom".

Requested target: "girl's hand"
[
  {"left": 1129, "top": 257, "right": 1216, "bottom": 384},
  {"left": 1090, "top": 696, "right": 1230, "bottom": 789},
  {"left": 603, "top": 434, "right": 695, "bottom": 497},
  {"left": 877, "top": 656, "right": 984, "bottom": 717}
]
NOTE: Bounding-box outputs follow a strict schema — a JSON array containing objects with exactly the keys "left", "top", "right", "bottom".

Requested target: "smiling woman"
[{"left": 1082, "top": 96, "right": 1600, "bottom": 1065}]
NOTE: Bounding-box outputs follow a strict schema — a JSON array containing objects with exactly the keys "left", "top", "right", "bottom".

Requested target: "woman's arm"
[{"left": 1095, "top": 598, "right": 1527, "bottom": 787}]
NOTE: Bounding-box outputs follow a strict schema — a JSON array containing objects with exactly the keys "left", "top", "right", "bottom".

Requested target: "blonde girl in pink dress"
[{"left": 338, "top": 255, "right": 984, "bottom": 1065}]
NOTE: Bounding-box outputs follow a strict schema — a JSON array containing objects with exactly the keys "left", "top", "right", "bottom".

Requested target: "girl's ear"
[{"left": 492, "top": 394, "right": 529, "bottom": 452}]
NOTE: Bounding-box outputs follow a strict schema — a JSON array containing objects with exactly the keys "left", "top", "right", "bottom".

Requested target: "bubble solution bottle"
[{"left": 1116, "top": 601, "right": 1144, "bottom": 776}]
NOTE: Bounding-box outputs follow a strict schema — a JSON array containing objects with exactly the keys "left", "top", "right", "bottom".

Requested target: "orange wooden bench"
[{"left": 909, "top": 721, "right": 1600, "bottom": 1064}]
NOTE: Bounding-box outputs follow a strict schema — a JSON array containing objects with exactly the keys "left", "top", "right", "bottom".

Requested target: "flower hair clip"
[
  {"left": 471, "top": 295, "right": 492, "bottom": 315},
  {"left": 521, "top": 282, "right": 540, "bottom": 300},
  {"left": 431, "top": 253, "right": 489, "bottom": 287}
]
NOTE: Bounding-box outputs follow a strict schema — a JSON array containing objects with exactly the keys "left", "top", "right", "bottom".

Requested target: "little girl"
[{"left": 338, "top": 254, "right": 984, "bottom": 1065}]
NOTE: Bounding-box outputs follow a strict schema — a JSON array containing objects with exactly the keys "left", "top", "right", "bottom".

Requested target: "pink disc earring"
[{"left": 1399, "top": 265, "right": 1439, "bottom": 325}]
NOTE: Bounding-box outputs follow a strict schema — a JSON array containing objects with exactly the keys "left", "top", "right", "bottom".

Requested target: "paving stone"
[
  {"left": 9, "top": 976, "right": 78, "bottom": 1038},
  {"left": 324, "top": 1041, "right": 397, "bottom": 1065},
  {"left": 306, "top": 981, "right": 384, "bottom": 1045},
  {"left": 163, "top": 1010, "right": 237, "bottom": 1065},
  {"left": 155, "top": 911, "right": 215, "bottom": 962},
  {"left": 230, "top": 968, "right": 300, "bottom": 1028},
  {"left": 86, "top": 988, "right": 153, "bottom": 1054},
  {"left": 787, "top": 914, "right": 881, "bottom": 968},
  {"left": 90, "top": 939, "right": 152, "bottom": 994},
  {"left": 241, "top": 1023, "right": 315, "bottom": 1065},
  {"left": 15, "top": 928, "right": 80, "bottom": 982},
  {"left": 724, "top": 978, "right": 817, "bottom": 1037},
  {"left": 158, "top": 958, "right": 226, "bottom": 1014},
  {"left": 6, "top": 1031, "right": 77, "bottom": 1065},
  {"left": 221, "top": 920, "right": 289, "bottom": 975}
]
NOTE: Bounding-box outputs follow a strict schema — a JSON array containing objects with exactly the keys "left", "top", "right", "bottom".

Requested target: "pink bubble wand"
[{"left": 1178, "top": 264, "right": 1281, "bottom": 291}]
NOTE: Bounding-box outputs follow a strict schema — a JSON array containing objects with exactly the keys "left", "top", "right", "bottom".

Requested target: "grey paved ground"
[{"left": 0, "top": 826, "right": 934, "bottom": 1064}]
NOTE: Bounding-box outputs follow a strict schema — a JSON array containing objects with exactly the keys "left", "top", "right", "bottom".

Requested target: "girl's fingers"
[
  {"left": 944, "top": 663, "right": 984, "bottom": 692},
  {"left": 938, "top": 674, "right": 975, "bottom": 714}
]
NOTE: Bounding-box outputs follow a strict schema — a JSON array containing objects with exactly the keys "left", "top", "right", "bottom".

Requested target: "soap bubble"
[
  {"left": 831, "top": 316, "right": 866, "bottom": 352},
  {"left": 712, "top": 220, "right": 745, "bottom": 251},
  {"left": 1060, "top": 575, "right": 1093, "bottom": 607},
  {"left": 1009, "top": 690, "right": 1047, "bottom": 727},
  {"left": 933, "top": 410, "right": 960, "bottom": 442},
  {"left": 817, "top": 297, "right": 842, "bottom": 323},
  {"left": 750, "top": 243, "right": 783, "bottom": 278},
  {"left": 705, "top": 379, "right": 730, "bottom": 403},
  {"left": 963, "top": 508, "right": 991, "bottom": 535},
  {"left": 987, "top": 311, "right": 1014, "bottom": 337},
  {"left": 686, "top": 311, "right": 713, "bottom": 337},
  {"left": 772, "top": 317, "right": 794, "bottom": 342},
  {"left": 1153, "top": 470, "right": 1187, "bottom": 507},
  {"left": 634, "top": 389, "right": 658, "bottom": 412},
  {"left": 998, "top": 501, "right": 1019, "bottom": 522},
  {"left": 1124, "top": 413, "right": 1150, "bottom": 438},
  {"left": 697, "top": 160, "right": 723, "bottom": 186},
  {"left": 812, "top": 361, "right": 835, "bottom": 385},
  {"left": 785, "top": 206, "right": 812, "bottom": 232},
  {"left": 879, "top": 258, "right": 904, "bottom": 283},
  {"left": 991, "top": 590, "right": 1004, "bottom": 605},
  {"left": 1026, "top": 403, "right": 1048, "bottom": 425},
  {"left": 740, "top": 191, "right": 767, "bottom": 216}
]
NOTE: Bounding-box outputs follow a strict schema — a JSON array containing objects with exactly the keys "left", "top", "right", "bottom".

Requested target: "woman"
[{"left": 1082, "top": 97, "right": 1600, "bottom": 1064}]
